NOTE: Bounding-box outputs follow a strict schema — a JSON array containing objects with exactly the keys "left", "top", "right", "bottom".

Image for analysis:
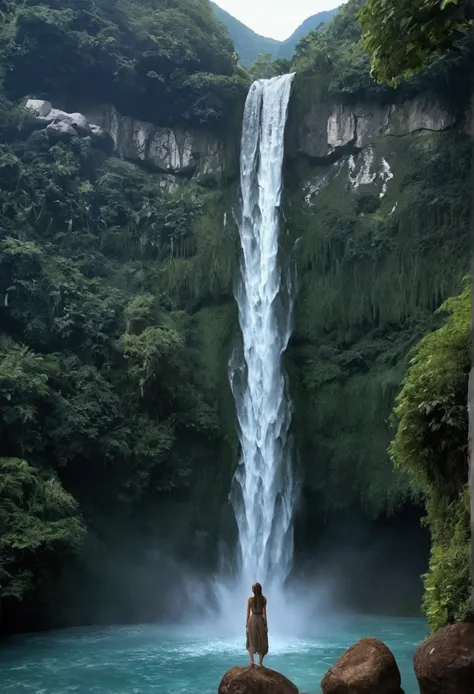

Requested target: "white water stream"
[{"left": 229, "top": 74, "right": 296, "bottom": 591}]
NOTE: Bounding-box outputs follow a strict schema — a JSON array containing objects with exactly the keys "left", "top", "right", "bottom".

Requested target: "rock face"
[
  {"left": 290, "top": 91, "right": 456, "bottom": 161},
  {"left": 321, "top": 637, "right": 404, "bottom": 694},
  {"left": 84, "top": 104, "right": 224, "bottom": 182},
  {"left": 23, "top": 99, "right": 114, "bottom": 152},
  {"left": 218, "top": 666, "right": 298, "bottom": 694},
  {"left": 413, "top": 622, "right": 474, "bottom": 694},
  {"left": 23, "top": 99, "right": 225, "bottom": 185}
]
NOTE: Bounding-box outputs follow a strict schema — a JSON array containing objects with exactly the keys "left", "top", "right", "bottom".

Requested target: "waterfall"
[{"left": 229, "top": 74, "right": 296, "bottom": 590}]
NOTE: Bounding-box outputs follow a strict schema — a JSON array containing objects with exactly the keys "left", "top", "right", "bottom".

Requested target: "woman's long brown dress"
[{"left": 246, "top": 596, "right": 268, "bottom": 656}]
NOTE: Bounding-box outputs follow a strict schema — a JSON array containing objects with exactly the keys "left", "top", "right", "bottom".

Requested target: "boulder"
[
  {"left": 23, "top": 98, "right": 111, "bottom": 149},
  {"left": 46, "top": 120, "right": 78, "bottom": 140},
  {"left": 25, "top": 99, "right": 52, "bottom": 118},
  {"left": 321, "top": 637, "right": 404, "bottom": 694},
  {"left": 413, "top": 622, "right": 474, "bottom": 694},
  {"left": 218, "top": 666, "right": 298, "bottom": 694},
  {"left": 50, "top": 110, "right": 92, "bottom": 136}
]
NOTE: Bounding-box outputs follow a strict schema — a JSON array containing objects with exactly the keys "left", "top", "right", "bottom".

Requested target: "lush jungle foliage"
[
  {"left": 291, "top": 0, "right": 474, "bottom": 102},
  {"left": 0, "top": 117, "right": 240, "bottom": 625},
  {"left": 0, "top": 457, "right": 85, "bottom": 604},
  {"left": 359, "top": 0, "right": 474, "bottom": 85},
  {"left": 0, "top": 0, "right": 243, "bottom": 631},
  {"left": 0, "top": 0, "right": 249, "bottom": 126},
  {"left": 390, "top": 279, "right": 472, "bottom": 630},
  {"left": 284, "top": 115, "right": 472, "bottom": 518}
]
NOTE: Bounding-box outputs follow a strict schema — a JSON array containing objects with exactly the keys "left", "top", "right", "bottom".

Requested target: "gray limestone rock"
[
  {"left": 25, "top": 99, "right": 52, "bottom": 118},
  {"left": 289, "top": 91, "right": 457, "bottom": 160},
  {"left": 84, "top": 104, "right": 224, "bottom": 180}
]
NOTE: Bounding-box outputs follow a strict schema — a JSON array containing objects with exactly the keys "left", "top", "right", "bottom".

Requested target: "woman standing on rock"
[{"left": 246, "top": 582, "right": 269, "bottom": 666}]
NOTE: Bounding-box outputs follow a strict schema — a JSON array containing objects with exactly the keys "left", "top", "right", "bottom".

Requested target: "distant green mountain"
[
  {"left": 210, "top": 2, "right": 339, "bottom": 65},
  {"left": 276, "top": 8, "right": 339, "bottom": 59}
]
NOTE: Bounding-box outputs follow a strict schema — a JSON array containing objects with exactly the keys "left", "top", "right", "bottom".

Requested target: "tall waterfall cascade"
[{"left": 229, "top": 73, "right": 296, "bottom": 590}]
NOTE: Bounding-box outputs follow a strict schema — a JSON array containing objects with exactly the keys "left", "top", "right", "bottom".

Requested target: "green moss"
[
  {"left": 390, "top": 280, "right": 472, "bottom": 629},
  {"left": 284, "top": 121, "right": 471, "bottom": 517},
  {"left": 160, "top": 189, "right": 240, "bottom": 305},
  {"left": 286, "top": 131, "right": 470, "bottom": 340}
]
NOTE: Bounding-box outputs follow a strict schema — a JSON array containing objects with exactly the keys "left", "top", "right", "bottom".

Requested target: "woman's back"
[{"left": 250, "top": 594, "right": 266, "bottom": 614}]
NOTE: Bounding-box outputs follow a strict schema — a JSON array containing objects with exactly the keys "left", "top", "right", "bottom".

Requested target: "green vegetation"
[
  {"left": 0, "top": 457, "right": 85, "bottom": 604},
  {"left": 247, "top": 54, "right": 292, "bottom": 80},
  {"left": 284, "top": 123, "right": 471, "bottom": 517},
  {"left": 210, "top": 2, "right": 338, "bottom": 66},
  {"left": 210, "top": 1, "right": 279, "bottom": 66},
  {"left": 291, "top": 0, "right": 383, "bottom": 98},
  {"left": 0, "top": 87, "right": 239, "bottom": 626},
  {"left": 390, "top": 280, "right": 472, "bottom": 629},
  {"left": 291, "top": 0, "right": 473, "bottom": 102},
  {"left": 359, "top": 0, "right": 473, "bottom": 85},
  {"left": 0, "top": 0, "right": 249, "bottom": 127}
]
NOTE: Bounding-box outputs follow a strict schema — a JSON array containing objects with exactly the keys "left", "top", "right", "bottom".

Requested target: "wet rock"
[
  {"left": 321, "top": 637, "right": 404, "bottom": 694},
  {"left": 413, "top": 622, "right": 474, "bottom": 694},
  {"left": 218, "top": 666, "right": 298, "bottom": 694}
]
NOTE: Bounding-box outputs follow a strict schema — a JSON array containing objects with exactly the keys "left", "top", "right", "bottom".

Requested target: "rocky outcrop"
[
  {"left": 84, "top": 104, "right": 224, "bottom": 183},
  {"left": 321, "top": 637, "right": 404, "bottom": 694},
  {"left": 290, "top": 91, "right": 456, "bottom": 161},
  {"left": 218, "top": 666, "right": 298, "bottom": 694},
  {"left": 22, "top": 99, "right": 225, "bottom": 185},
  {"left": 23, "top": 99, "right": 114, "bottom": 153},
  {"left": 413, "top": 622, "right": 474, "bottom": 694}
]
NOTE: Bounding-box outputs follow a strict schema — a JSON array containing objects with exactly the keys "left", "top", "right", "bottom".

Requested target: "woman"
[{"left": 245, "top": 582, "right": 268, "bottom": 666}]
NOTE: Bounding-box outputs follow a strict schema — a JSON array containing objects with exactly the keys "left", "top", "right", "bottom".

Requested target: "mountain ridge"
[{"left": 210, "top": 2, "right": 339, "bottom": 65}]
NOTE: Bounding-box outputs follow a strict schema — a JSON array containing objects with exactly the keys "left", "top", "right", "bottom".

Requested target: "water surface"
[{"left": 0, "top": 615, "right": 426, "bottom": 693}]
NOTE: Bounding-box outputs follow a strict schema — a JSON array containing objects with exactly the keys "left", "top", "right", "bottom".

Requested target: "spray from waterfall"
[{"left": 228, "top": 74, "right": 297, "bottom": 601}]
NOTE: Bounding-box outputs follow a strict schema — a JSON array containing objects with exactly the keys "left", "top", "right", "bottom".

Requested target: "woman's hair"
[{"left": 252, "top": 582, "right": 264, "bottom": 612}]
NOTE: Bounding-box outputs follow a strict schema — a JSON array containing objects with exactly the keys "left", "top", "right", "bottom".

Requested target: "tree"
[
  {"left": 359, "top": 0, "right": 473, "bottom": 85},
  {"left": 390, "top": 278, "right": 472, "bottom": 629},
  {"left": 0, "top": 457, "right": 85, "bottom": 606}
]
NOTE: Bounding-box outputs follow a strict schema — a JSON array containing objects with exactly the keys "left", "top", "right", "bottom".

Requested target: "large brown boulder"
[
  {"left": 218, "top": 666, "right": 298, "bottom": 694},
  {"left": 321, "top": 637, "right": 404, "bottom": 694},
  {"left": 413, "top": 622, "right": 474, "bottom": 694}
]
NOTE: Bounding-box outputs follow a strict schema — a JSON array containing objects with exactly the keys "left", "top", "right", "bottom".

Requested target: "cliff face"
[{"left": 283, "top": 75, "right": 471, "bottom": 521}]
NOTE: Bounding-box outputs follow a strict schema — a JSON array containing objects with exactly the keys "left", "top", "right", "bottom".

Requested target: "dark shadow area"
[{"left": 293, "top": 492, "right": 429, "bottom": 616}]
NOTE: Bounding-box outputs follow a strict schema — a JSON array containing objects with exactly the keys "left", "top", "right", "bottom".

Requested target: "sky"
[{"left": 213, "top": 0, "right": 344, "bottom": 41}]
